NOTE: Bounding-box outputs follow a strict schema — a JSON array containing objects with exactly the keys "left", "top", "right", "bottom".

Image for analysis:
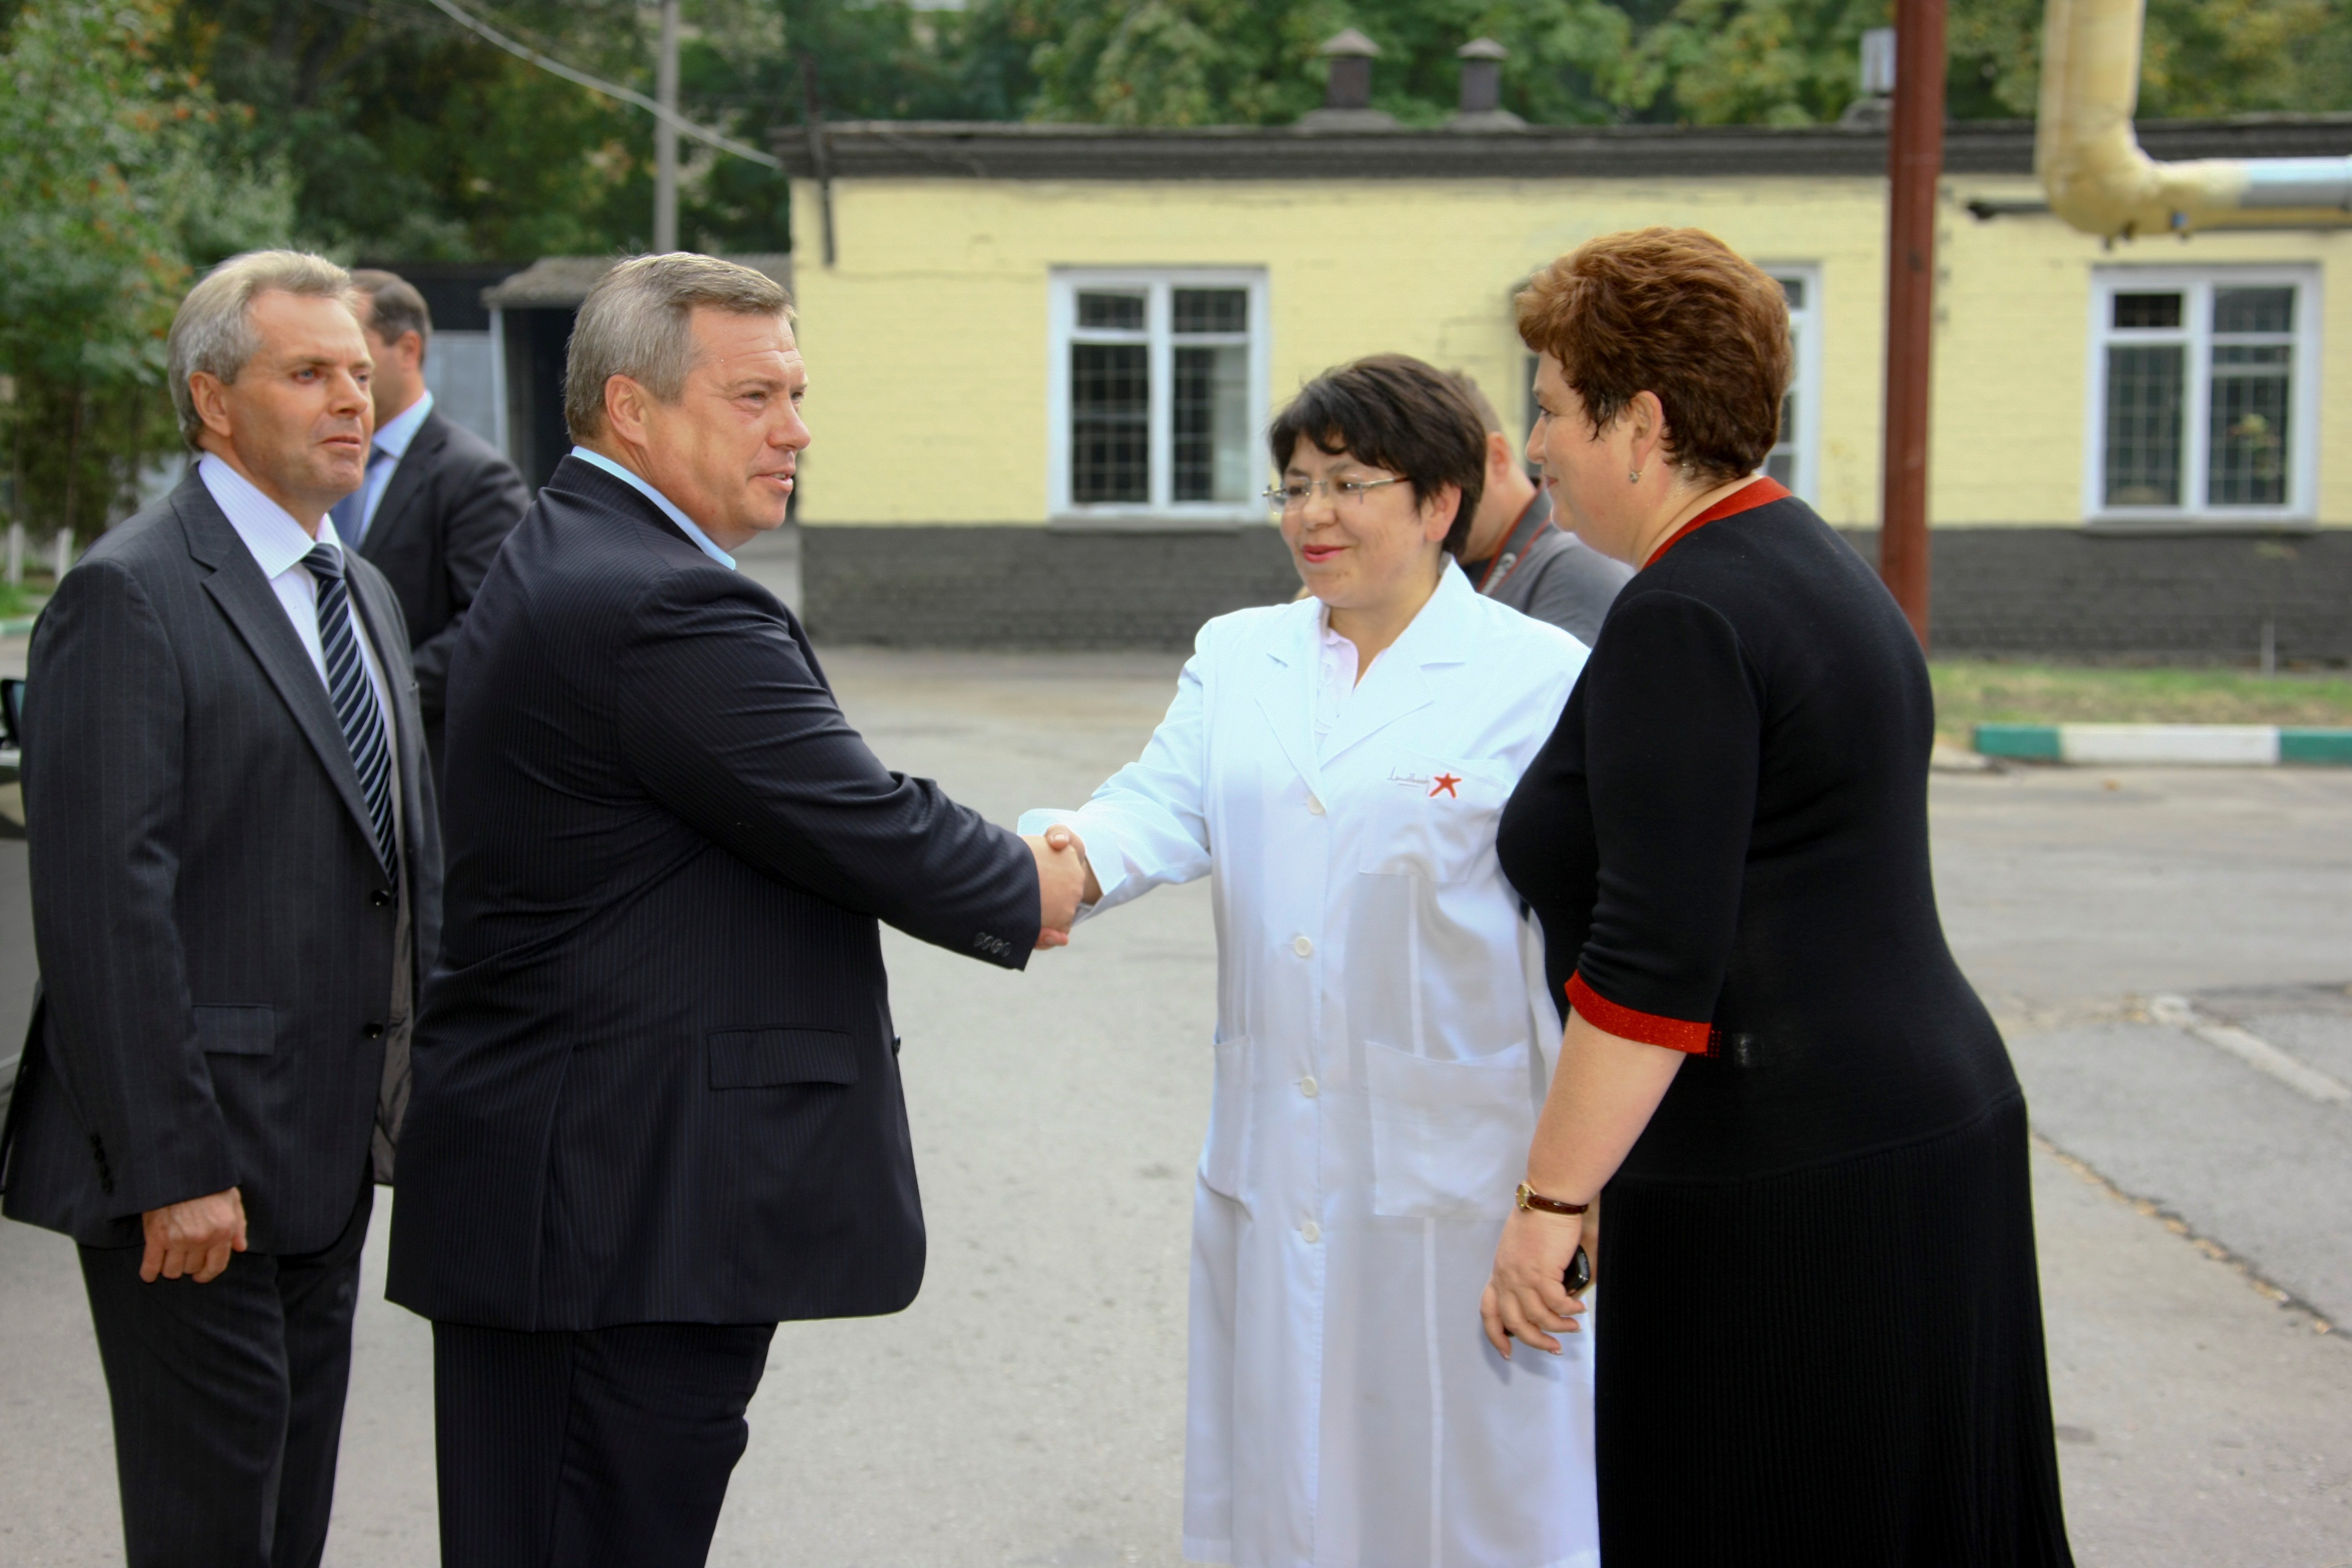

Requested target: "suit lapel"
[
  {"left": 357, "top": 412, "right": 442, "bottom": 562},
  {"left": 1250, "top": 605, "right": 1326, "bottom": 797},
  {"left": 178, "top": 477, "right": 381, "bottom": 857}
]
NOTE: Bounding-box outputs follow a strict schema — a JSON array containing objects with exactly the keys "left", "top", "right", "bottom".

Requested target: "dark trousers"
[
  {"left": 433, "top": 1318, "right": 776, "bottom": 1568},
  {"left": 78, "top": 1175, "right": 374, "bottom": 1568}
]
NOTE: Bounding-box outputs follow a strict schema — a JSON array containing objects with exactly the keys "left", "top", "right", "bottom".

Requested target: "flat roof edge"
[{"left": 771, "top": 116, "right": 2352, "bottom": 182}]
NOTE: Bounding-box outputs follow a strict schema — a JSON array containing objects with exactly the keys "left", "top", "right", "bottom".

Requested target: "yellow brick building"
[{"left": 769, "top": 117, "right": 2352, "bottom": 658}]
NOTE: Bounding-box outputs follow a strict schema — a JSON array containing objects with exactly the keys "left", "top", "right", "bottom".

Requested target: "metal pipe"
[
  {"left": 654, "top": 0, "right": 680, "bottom": 252},
  {"left": 2037, "top": 0, "right": 2352, "bottom": 237},
  {"left": 1879, "top": 0, "right": 1944, "bottom": 649}
]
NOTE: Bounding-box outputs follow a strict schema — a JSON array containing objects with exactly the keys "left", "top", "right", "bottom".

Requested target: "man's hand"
[
  {"left": 140, "top": 1187, "right": 248, "bottom": 1284},
  {"left": 1480, "top": 1205, "right": 1589, "bottom": 1358},
  {"left": 1024, "top": 826, "right": 1090, "bottom": 949}
]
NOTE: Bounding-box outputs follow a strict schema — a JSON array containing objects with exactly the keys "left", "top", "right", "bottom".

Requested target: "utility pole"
[
  {"left": 654, "top": 0, "right": 681, "bottom": 251},
  {"left": 1878, "top": 0, "right": 1945, "bottom": 648}
]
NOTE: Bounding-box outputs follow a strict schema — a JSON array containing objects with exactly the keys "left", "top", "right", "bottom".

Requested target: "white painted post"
[
  {"left": 51, "top": 528, "right": 73, "bottom": 582},
  {"left": 5, "top": 522, "right": 21, "bottom": 585}
]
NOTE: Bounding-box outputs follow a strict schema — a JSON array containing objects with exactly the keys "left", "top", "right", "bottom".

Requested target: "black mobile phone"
[{"left": 1563, "top": 1245, "right": 1592, "bottom": 1297}]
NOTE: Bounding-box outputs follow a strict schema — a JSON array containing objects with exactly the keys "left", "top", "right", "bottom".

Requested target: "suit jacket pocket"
[
  {"left": 707, "top": 1028, "right": 860, "bottom": 1089},
  {"left": 193, "top": 1004, "right": 276, "bottom": 1057}
]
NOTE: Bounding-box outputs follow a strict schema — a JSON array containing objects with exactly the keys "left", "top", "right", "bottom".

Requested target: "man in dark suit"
[
  {"left": 387, "top": 253, "right": 1086, "bottom": 1568},
  {"left": 340, "top": 269, "right": 529, "bottom": 779},
  {"left": 0, "top": 252, "right": 441, "bottom": 1568}
]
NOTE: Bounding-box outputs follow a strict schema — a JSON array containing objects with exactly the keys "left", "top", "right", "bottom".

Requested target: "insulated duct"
[{"left": 2035, "top": 0, "right": 2352, "bottom": 237}]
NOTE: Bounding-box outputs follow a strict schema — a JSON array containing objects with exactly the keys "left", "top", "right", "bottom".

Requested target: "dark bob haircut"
[
  {"left": 1267, "top": 354, "right": 1487, "bottom": 557},
  {"left": 1516, "top": 227, "right": 1792, "bottom": 486}
]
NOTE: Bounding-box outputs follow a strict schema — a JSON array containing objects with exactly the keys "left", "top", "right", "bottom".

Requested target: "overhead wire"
[{"left": 413, "top": 0, "right": 781, "bottom": 168}]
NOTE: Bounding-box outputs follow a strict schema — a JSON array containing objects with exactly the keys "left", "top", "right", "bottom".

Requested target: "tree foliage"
[{"left": 0, "top": 0, "right": 292, "bottom": 539}]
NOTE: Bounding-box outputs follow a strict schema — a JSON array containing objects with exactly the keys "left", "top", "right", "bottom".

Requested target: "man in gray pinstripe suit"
[{"left": 0, "top": 252, "right": 441, "bottom": 1568}]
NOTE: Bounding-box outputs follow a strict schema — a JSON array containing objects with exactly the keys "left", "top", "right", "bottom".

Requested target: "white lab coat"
[{"left": 1020, "top": 567, "right": 1598, "bottom": 1568}]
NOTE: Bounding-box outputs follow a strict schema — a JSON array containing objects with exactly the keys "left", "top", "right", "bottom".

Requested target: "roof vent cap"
[{"left": 1301, "top": 28, "right": 1398, "bottom": 129}]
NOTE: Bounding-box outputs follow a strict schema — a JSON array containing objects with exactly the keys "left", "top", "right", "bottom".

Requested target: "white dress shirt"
[
  {"left": 198, "top": 454, "right": 398, "bottom": 748},
  {"left": 569, "top": 446, "right": 738, "bottom": 570},
  {"left": 357, "top": 388, "right": 435, "bottom": 533}
]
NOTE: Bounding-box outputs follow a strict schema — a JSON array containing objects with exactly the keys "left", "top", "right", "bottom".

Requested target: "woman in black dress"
[{"left": 1479, "top": 228, "right": 2074, "bottom": 1566}]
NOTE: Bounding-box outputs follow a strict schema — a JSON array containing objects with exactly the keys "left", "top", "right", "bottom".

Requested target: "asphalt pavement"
[{"left": 2, "top": 647, "right": 2349, "bottom": 1567}]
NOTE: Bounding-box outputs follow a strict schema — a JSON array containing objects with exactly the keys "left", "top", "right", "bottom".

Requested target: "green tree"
[
  {"left": 1947, "top": 0, "right": 2351, "bottom": 120},
  {"left": 0, "top": 0, "right": 293, "bottom": 539},
  {"left": 998, "top": 0, "right": 2352, "bottom": 126}
]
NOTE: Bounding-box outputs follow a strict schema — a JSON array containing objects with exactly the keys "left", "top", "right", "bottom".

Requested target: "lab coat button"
[
  {"left": 1306, "top": 794, "right": 1325, "bottom": 816},
  {"left": 1300, "top": 1220, "right": 1322, "bottom": 1243},
  {"left": 1299, "top": 1075, "right": 1320, "bottom": 1099},
  {"left": 1292, "top": 935, "right": 1314, "bottom": 957}
]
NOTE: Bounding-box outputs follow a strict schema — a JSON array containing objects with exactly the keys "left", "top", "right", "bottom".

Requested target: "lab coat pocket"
[
  {"left": 1199, "top": 1033, "right": 1253, "bottom": 1199},
  {"left": 1356, "top": 756, "right": 1507, "bottom": 885},
  {"left": 1364, "top": 1040, "right": 1536, "bottom": 1220}
]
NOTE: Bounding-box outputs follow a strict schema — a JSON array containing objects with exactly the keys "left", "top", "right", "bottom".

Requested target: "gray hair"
[
  {"left": 168, "top": 250, "right": 356, "bottom": 450},
  {"left": 350, "top": 269, "right": 433, "bottom": 352},
  {"left": 563, "top": 254, "right": 792, "bottom": 442}
]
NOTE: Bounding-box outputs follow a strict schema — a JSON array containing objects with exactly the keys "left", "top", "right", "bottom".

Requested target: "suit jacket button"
[
  {"left": 363, "top": 1021, "right": 385, "bottom": 1040},
  {"left": 371, "top": 888, "right": 393, "bottom": 907}
]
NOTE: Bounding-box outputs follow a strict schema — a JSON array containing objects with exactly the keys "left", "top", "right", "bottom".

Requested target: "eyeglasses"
[{"left": 1262, "top": 475, "right": 1408, "bottom": 510}]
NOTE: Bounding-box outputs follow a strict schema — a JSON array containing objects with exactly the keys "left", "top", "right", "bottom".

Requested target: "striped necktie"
[{"left": 301, "top": 544, "right": 399, "bottom": 877}]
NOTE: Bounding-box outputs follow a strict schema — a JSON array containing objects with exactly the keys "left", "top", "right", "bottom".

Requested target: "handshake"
[{"left": 1021, "top": 824, "right": 1098, "bottom": 950}]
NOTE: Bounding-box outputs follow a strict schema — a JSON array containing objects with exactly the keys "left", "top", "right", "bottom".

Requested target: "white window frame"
[
  {"left": 2083, "top": 266, "right": 2321, "bottom": 529},
  {"left": 1760, "top": 264, "right": 1822, "bottom": 503},
  {"left": 1047, "top": 268, "right": 1271, "bottom": 529}
]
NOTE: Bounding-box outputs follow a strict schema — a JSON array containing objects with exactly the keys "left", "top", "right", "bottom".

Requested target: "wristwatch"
[{"left": 1514, "top": 1181, "right": 1590, "bottom": 1217}]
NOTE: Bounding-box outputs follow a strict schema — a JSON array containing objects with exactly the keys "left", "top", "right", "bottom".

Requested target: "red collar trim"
[{"left": 1644, "top": 476, "right": 1791, "bottom": 567}]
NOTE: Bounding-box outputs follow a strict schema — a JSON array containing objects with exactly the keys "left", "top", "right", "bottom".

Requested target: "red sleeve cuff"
[{"left": 1566, "top": 972, "right": 1717, "bottom": 1055}]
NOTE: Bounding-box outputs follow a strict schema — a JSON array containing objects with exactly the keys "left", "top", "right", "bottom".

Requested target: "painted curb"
[{"left": 1974, "top": 722, "right": 2352, "bottom": 766}]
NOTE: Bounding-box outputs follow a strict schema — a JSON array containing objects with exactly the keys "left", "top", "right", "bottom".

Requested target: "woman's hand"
[{"left": 1481, "top": 1206, "right": 1589, "bottom": 1358}]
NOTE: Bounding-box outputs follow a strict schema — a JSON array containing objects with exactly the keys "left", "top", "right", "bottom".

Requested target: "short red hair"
[{"left": 1516, "top": 228, "right": 1791, "bottom": 485}]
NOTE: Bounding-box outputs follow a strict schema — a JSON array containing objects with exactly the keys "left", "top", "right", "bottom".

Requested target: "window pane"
[
  {"left": 1774, "top": 276, "right": 1805, "bottom": 310},
  {"left": 1173, "top": 344, "right": 1251, "bottom": 502},
  {"left": 2112, "top": 292, "right": 2183, "bottom": 330},
  {"left": 1172, "top": 288, "right": 1247, "bottom": 336},
  {"left": 2103, "top": 343, "right": 2184, "bottom": 506},
  {"left": 1077, "top": 291, "right": 1145, "bottom": 332},
  {"left": 1764, "top": 450, "right": 1794, "bottom": 485},
  {"left": 1071, "top": 343, "right": 1149, "bottom": 504},
  {"left": 2213, "top": 287, "right": 2293, "bottom": 335},
  {"left": 2208, "top": 343, "right": 2292, "bottom": 506}
]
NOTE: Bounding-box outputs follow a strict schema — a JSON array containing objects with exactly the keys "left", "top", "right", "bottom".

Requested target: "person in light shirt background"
[
  {"left": 339, "top": 269, "right": 528, "bottom": 786},
  {"left": 1022, "top": 354, "right": 1598, "bottom": 1568}
]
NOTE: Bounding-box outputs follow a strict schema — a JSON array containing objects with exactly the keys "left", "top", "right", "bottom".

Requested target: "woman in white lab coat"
[{"left": 1021, "top": 356, "right": 1596, "bottom": 1568}]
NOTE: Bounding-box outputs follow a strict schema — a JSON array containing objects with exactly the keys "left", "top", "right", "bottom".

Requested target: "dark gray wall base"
[
  {"left": 1839, "top": 528, "right": 2352, "bottom": 664},
  {"left": 802, "top": 524, "right": 2352, "bottom": 663},
  {"left": 802, "top": 526, "right": 1302, "bottom": 649}
]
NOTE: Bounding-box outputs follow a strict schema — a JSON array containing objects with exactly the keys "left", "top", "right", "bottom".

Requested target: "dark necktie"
[
  {"left": 328, "top": 445, "right": 393, "bottom": 549},
  {"left": 302, "top": 544, "right": 399, "bottom": 877}
]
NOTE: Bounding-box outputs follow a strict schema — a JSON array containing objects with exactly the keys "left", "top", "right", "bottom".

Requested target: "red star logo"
[{"left": 1430, "top": 774, "right": 1461, "bottom": 799}]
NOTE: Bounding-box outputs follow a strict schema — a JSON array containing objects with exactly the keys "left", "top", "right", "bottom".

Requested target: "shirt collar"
[
  {"left": 197, "top": 453, "right": 346, "bottom": 578},
  {"left": 374, "top": 388, "right": 434, "bottom": 459},
  {"left": 569, "top": 446, "right": 737, "bottom": 570}
]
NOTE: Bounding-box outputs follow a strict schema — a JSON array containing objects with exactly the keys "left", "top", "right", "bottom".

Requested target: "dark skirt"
[{"left": 1595, "top": 1092, "right": 2075, "bottom": 1566}]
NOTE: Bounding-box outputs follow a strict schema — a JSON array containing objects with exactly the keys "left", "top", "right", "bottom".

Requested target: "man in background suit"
[
  {"left": 387, "top": 253, "right": 1087, "bottom": 1568},
  {"left": 341, "top": 269, "right": 529, "bottom": 779},
  {"left": 0, "top": 252, "right": 441, "bottom": 1567},
  {"left": 1447, "top": 371, "right": 1632, "bottom": 646}
]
